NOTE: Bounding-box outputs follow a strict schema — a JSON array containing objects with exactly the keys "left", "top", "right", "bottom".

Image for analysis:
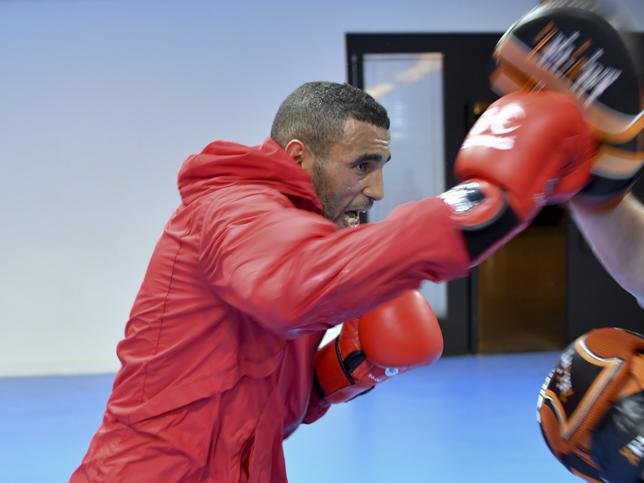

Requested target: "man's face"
[{"left": 305, "top": 119, "right": 391, "bottom": 228}]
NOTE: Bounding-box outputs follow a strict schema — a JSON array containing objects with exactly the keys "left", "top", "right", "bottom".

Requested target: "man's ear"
[{"left": 285, "top": 139, "right": 314, "bottom": 172}]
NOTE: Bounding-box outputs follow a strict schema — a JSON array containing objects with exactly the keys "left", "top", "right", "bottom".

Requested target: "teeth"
[{"left": 343, "top": 210, "right": 360, "bottom": 227}]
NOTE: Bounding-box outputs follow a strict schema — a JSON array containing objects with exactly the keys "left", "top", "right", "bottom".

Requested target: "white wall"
[{"left": 1, "top": 0, "right": 642, "bottom": 376}]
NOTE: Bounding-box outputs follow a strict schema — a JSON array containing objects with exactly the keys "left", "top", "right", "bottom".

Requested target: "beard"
[
  {"left": 310, "top": 160, "right": 337, "bottom": 222},
  {"left": 309, "top": 159, "right": 361, "bottom": 228}
]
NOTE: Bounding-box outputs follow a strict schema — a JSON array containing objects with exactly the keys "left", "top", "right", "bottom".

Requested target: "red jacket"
[{"left": 75, "top": 138, "right": 469, "bottom": 482}]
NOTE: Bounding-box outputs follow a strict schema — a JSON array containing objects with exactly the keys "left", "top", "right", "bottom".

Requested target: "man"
[{"left": 71, "top": 81, "right": 596, "bottom": 482}]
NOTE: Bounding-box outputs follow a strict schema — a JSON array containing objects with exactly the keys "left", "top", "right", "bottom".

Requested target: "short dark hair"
[{"left": 270, "top": 81, "right": 390, "bottom": 159}]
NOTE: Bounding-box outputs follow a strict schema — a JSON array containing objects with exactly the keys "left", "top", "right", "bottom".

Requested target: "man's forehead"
[
  {"left": 342, "top": 117, "right": 388, "bottom": 133},
  {"left": 342, "top": 119, "right": 390, "bottom": 142}
]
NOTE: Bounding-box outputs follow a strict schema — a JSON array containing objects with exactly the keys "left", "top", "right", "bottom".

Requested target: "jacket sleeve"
[{"left": 198, "top": 185, "right": 469, "bottom": 336}]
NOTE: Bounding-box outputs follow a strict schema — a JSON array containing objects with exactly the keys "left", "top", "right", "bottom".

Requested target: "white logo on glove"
[
  {"left": 620, "top": 436, "right": 644, "bottom": 466},
  {"left": 537, "top": 30, "right": 622, "bottom": 107},
  {"left": 462, "top": 103, "right": 526, "bottom": 150},
  {"left": 439, "top": 182, "right": 483, "bottom": 214}
]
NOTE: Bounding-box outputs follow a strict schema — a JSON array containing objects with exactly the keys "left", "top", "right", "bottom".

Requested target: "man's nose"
[{"left": 363, "top": 168, "right": 384, "bottom": 201}]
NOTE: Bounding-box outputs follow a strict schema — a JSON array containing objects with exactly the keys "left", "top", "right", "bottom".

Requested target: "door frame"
[{"left": 346, "top": 33, "right": 502, "bottom": 354}]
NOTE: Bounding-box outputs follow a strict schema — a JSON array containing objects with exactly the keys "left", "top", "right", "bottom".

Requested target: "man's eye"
[{"left": 356, "top": 162, "right": 370, "bottom": 173}]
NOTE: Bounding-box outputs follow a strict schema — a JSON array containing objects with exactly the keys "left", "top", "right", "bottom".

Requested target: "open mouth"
[{"left": 342, "top": 210, "right": 364, "bottom": 228}]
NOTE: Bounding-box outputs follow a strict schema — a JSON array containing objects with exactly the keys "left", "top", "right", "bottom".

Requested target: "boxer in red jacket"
[{"left": 71, "top": 82, "right": 597, "bottom": 482}]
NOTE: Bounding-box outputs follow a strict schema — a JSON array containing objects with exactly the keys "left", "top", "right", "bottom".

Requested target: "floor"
[{"left": 0, "top": 352, "right": 580, "bottom": 482}]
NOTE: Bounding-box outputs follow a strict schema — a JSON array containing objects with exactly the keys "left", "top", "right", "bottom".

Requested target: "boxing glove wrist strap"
[
  {"left": 314, "top": 337, "right": 374, "bottom": 404},
  {"left": 439, "top": 179, "right": 521, "bottom": 265}
]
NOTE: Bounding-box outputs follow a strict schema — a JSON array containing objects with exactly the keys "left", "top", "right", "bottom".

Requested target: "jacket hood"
[{"left": 177, "top": 138, "right": 322, "bottom": 213}]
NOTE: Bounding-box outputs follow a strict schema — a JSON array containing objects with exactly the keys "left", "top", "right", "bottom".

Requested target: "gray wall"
[{"left": 1, "top": 0, "right": 642, "bottom": 375}]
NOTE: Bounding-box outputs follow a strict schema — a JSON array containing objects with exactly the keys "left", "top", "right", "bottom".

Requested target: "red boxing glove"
[
  {"left": 313, "top": 290, "right": 443, "bottom": 404},
  {"left": 440, "top": 91, "right": 597, "bottom": 265}
]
